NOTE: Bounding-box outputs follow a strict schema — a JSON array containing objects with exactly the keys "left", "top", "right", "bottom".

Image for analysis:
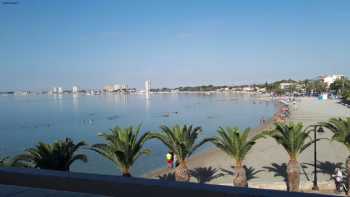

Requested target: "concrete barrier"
[{"left": 0, "top": 167, "right": 335, "bottom": 197}]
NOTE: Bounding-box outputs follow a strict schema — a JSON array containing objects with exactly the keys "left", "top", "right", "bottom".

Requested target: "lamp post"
[{"left": 312, "top": 125, "right": 324, "bottom": 191}]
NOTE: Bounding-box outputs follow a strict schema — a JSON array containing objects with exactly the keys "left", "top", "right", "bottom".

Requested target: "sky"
[{"left": 1, "top": 0, "right": 350, "bottom": 91}]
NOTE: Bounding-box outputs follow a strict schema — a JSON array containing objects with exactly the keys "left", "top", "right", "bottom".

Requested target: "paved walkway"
[
  {"left": 0, "top": 184, "right": 108, "bottom": 197},
  {"left": 148, "top": 97, "right": 350, "bottom": 194}
]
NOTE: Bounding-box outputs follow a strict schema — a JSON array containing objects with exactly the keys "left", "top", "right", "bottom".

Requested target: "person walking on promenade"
[{"left": 332, "top": 168, "right": 345, "bottom": 193}]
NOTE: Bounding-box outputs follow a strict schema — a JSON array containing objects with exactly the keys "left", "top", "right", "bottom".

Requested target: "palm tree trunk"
[
  {"left": 346, "top": 156, "right": 350, "bottom": 196},
  {"left": 175, "top": 160, "right": 190, "bottom": 182},
  {"left": 287, "top": 159, "right": 300, "bottom": 192},
  {"left": 122, "top": 168, "right": 132, "bottom": 177},
  {"left": 233, "top": 161, "right": 247, "bottom": 187}
]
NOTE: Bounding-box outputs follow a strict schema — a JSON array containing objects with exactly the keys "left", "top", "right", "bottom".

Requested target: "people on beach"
[{"left": 273, "top": 105, "right": 290, "bottom": 123}]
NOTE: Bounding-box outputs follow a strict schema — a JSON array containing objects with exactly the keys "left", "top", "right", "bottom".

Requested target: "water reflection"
[
  {"left": 53, "top": 94, "right": 63, "bottom": 111},
  {"left": 105, "top": 94, "right": 128, "bottom": 105},
  {"left": 0, "top": 94, "right": 277, "bottom": 176},
  {"left": 145, "top": 92, "right": 150, "bottom": 111},
  {"left": 72, "top": 94, "right": 79, "bottom": 112}
]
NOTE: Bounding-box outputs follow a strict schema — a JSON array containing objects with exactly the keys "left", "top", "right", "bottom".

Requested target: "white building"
[
  {"left": 120, "top": 84, "right": 128, "bottom": 90},
  {"left": 103, "top": 85, "right": 114, "bottom": 92},
  {"left": 280, "top": 83, "right": 295, "bottom": 90},
  {"left": 72, "top": 86, "right": 79, "bottom": 93},
  {"left": 242, "top": 86, "right": 253, "bottom": 92},
  {"left": 57, "top": 87, "right": 63, "bottom": 94},
  {"left": 113, "top": 84, "right": 121, "bottom": 91},
  {"left": 145, "top": 80, "right": 151, "bottom": 92},
  {"left": 109, "top": 84, "right": 128, "bottom": 91},
  {"left": 52, "top": 87, "right": 58, "bottom": 94},
  {"left": 320, "top": 74, "right": 344, "bottom": 87},
  {"left": 256, "top": 87, "right": 266, "bottom": 93}
]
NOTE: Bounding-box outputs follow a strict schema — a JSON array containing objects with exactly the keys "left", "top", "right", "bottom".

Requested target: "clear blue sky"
[{"left": 1, "top": 0, "right": 350, "bottom": 90}]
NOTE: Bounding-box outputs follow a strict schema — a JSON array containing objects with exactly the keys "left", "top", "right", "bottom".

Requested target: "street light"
[{"left": 312, "top": 125, "right": 324, "bottom": 191}]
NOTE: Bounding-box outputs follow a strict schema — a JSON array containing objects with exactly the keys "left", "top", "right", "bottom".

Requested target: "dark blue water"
[{"left": 0, "top": 93, "right": 276, "bottom": 176}]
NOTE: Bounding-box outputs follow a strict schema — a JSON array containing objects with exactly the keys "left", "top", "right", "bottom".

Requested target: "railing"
[{"left": 0, "top": 167, "right": 333, "bottom": 197}]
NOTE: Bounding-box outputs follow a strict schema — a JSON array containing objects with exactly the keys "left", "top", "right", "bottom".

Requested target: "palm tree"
[
  {"left": 0, "top": 156, "right": 10, "bottom": 167},
  {"left": 91, "top": 125, "right": 151, "bottom": 177},
  {"left": 320, "top": 117, "right": 350, "bottom": 192},
  {"left": 0, "top": 156, "right": 28, "bottom": 168},
  {"left": 150, "top": 124, "right": 213, "bottom": 182},
  {"left": 15, "top": 138, "right": 87, "bottom": 171},
  {"left": 211, "top": 127, "right": 264, "bottom": 187},
  {"left": 267, "top": 122, "right": 314, "bottom": 192}
]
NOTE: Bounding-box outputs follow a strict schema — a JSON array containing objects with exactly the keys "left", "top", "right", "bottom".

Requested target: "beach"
[{"left": 146, "top": 97, "right": 350, "bottom": 191}]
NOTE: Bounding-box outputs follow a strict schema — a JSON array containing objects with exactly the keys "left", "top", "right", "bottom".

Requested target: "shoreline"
[
  {"left": 145, "top": 97, "right": 350, "bottom": 193},
  {"left": 145, "top": 98, "right": 285, "bottom": 178}
]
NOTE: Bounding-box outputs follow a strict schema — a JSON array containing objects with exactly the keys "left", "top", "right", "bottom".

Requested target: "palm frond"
[
  {"left": 212, "top": 127, "right": 262, "bottom": 165},
  {"left": 267, "top": 122, "right": 312, "bottom": 160},
  {"left": 319, "top": 118, "right": 350, "bottom": 151},
  {"left": 15, "top": 138, "right": 87, "bottom": 171},
  {"left": 91, "top": 125, "right": 151, "bottom": 176},
  {"left": 150, "top": 124, "right": 209, "bottom": 162}
]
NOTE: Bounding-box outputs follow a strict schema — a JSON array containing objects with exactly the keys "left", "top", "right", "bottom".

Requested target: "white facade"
[
  {"left": 57, "top": 87, "right": 63, "bottom": 94},
  {"left": 112, "top": 84, "right": 128, "bottom": 91},
  {"left": 113, "top": 84, "right": 121, "bottom": 91},
  {"left": 103, "top": 85, "right": 114, "bottom": 92},
  {"left": 321, "top": 75, "right": 344, "bottom": 87},
  {"left": 280, "top": 83, "right": 294, "bottom": 90},
  {"left": 145, "top": 80, "right": 151, "bottom": 92},
  {"left": 72, "top": 86, "right": 79, "bottom": 93},
  {"left": 242, "top": 86, "right": 253, "bottom": 91},
  {"left": 52, "top": 87, "right": 58, "bottom": 94}
]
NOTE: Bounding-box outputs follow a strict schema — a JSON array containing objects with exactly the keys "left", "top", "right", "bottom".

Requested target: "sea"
[{"left": 0, "top": 93, "right": 276, "bottom": 176}]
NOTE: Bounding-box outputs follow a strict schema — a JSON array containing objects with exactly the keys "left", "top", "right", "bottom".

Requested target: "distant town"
[{"left": 0, "top": 74, "right": 349, "bottom": 100}]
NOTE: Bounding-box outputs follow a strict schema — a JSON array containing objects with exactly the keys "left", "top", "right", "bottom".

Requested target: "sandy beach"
[{"left": 146, "top": 97, "right": 350, "bottom": 191}]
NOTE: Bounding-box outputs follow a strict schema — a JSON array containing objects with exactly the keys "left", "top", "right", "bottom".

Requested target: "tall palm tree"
[
  {"left": 267, "top": 122, "right": 314, "bottom": 192},
  {"left": 320, "top": 117, "right": 350, "bottom": 192},
  {"left": 91, "top": 125, "right": 151, "bottom": 177},
  {"left": 150, "top": 124, "right": 213, "bottom": 182},
  {"left": 15, "top": 138, "right": 87, "bottom": 171},
  {"left": 211, "top": 127, "right": 264, "bottom": 187}
]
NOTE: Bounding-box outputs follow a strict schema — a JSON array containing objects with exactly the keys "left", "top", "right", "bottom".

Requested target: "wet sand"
[{"left": 146, "top": 97, "right": 350, "bottom": 191}]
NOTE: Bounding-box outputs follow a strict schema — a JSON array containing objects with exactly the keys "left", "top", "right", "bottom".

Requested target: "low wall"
[
  {"left": 0, "top": 167, "right": 334, "bottom": 197},
  {"left": 220, "top": 181, "right": 335, "bottom": 191}
]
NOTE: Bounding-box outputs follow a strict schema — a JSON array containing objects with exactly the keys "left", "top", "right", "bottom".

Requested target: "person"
[
  {"left": 332, "top": 168, "right": 344, "bottom": 192},
  {"left": 166, "top": 152, "right": 173, "bottom": 168}
]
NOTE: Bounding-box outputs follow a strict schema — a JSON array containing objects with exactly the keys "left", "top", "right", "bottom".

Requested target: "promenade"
[{"left": 148, "top": 97, "right": 350, "bottom": 193}]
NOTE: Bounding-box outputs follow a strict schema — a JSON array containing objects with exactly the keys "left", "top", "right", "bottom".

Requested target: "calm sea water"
[{"left": 0, "top": 93, "right": 276, "bottom": 176}]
